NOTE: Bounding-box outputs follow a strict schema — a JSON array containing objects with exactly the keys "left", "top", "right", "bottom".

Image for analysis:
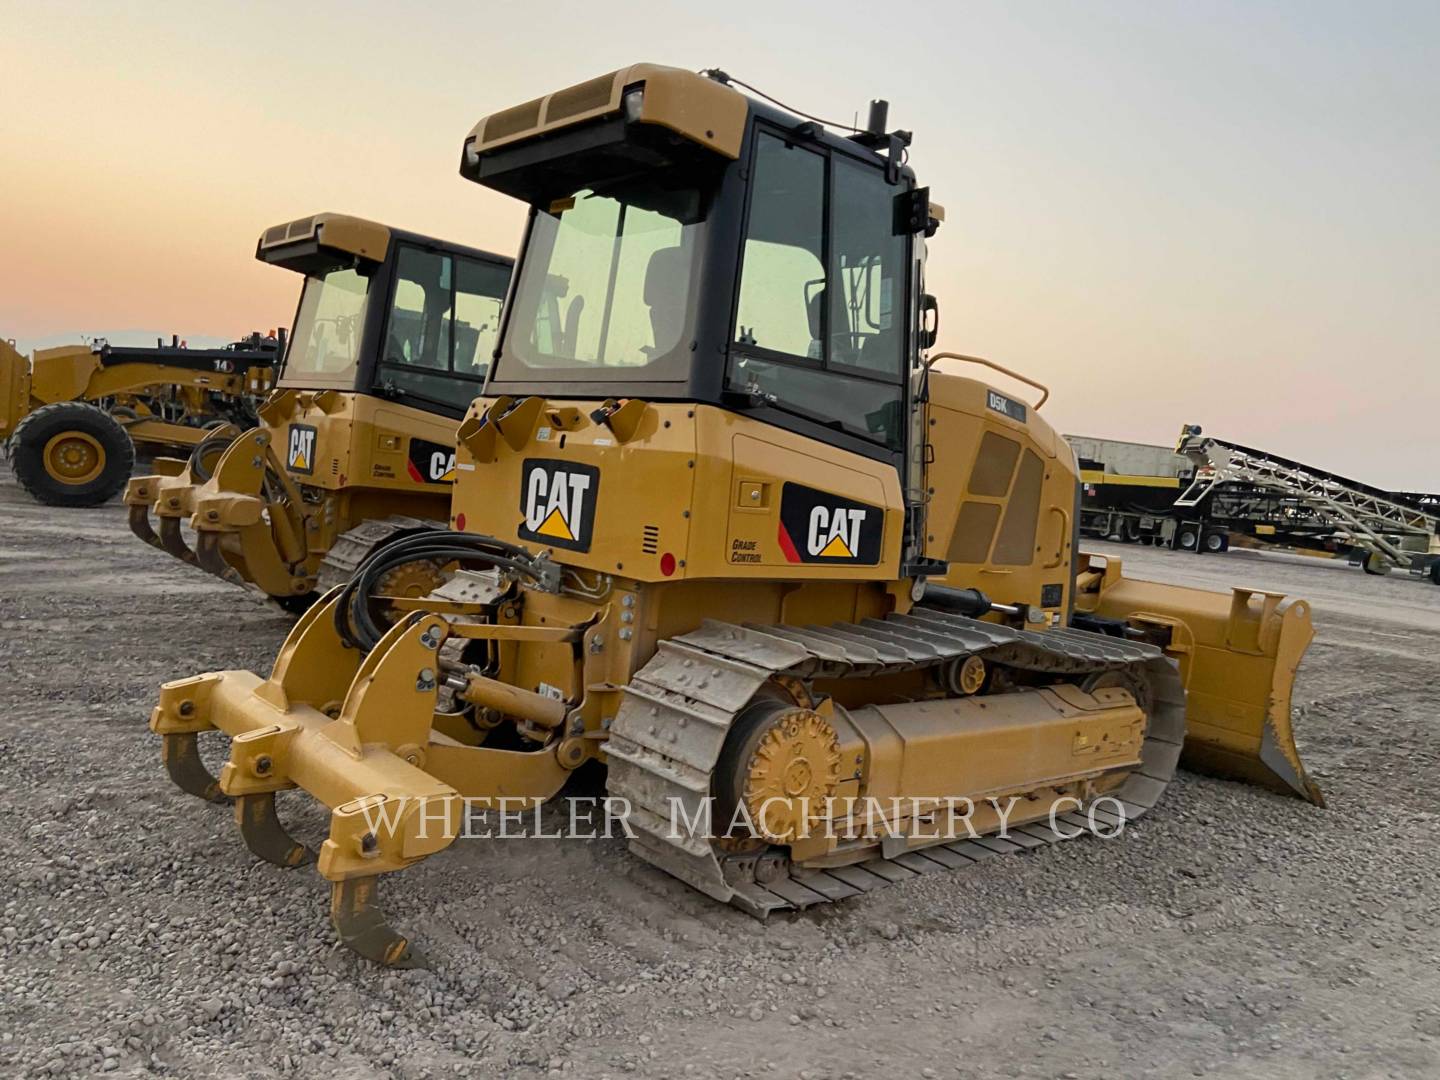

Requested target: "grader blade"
[
  {"left": 1076, "top": 554, "right": 1323, "bottom": 805},
  {"left": 160, "top": 731, "right": 226, "bottom": 804}
]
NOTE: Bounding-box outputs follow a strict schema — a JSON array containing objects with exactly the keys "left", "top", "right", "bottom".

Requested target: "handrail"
[{"left": 923, "top": 351, "right": 1050, "bottom": 410}]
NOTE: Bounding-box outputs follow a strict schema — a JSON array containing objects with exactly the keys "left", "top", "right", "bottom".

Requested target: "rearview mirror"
[{"left": 919, "top": 294, "right": 939, "bottom": 351}]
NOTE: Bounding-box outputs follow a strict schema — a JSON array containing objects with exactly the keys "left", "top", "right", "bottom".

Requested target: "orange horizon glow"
[{"left": 2, "top": 1, "right": 1435, "bottom": 488}]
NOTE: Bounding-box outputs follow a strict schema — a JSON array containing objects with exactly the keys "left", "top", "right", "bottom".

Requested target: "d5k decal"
[
  {"left": 518, "top": 459, "right": 600, "bottom": 552},
  {"left": 777, "top": 482, "right": 882, "bottom": 564},
  {"left": 406, "top": 438, "right": 456, "bottom": 484},
  {"left": 286, "top": 424, "right": 317, "bottom": 475}
]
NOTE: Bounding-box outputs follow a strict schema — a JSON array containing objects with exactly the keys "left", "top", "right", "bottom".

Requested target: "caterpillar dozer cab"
[
  {"left": 2, "top": 332, "right": 277, "bottom": 506},
  {"left": 125, "top": 214, "right": 512, "bottom": 609},
  {"left": 151, "top": 65, "right": 1320, "bottom": 965}
]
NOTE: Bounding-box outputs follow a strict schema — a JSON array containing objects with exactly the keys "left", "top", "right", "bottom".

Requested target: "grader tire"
[{"left": 9, "top": 401, "right": 136, "bottom": 507}]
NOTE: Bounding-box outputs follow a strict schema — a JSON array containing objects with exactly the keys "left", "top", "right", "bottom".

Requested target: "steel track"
[{"left": 607, "top": 609, "right": 1186, "bottom": 915}]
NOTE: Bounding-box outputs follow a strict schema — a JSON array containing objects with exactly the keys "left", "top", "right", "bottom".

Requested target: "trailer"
[{"left": 1066, "top": 434, "right": 1223, "bottom": 550}]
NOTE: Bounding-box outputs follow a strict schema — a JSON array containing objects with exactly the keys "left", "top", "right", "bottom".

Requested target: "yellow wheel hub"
[
  {"left": 741, "top": 708, "right": 841, "bottom": 842},
  {"left": 43, "top": 431, "right": 105, "bottom": 485}
]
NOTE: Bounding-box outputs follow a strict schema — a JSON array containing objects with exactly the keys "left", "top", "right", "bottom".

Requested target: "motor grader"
[
  {"left": 125, "top": 213, "right": 512, "bottom": 610},
  {"left": 151, "top": 64, "right": 1320, "bottom": 966},
  {"left": 1, "top": 332, "right": 277, "bottom": 506}
]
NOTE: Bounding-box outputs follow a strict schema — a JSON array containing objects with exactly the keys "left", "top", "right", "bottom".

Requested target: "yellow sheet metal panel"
[
  {"left": 926, "top": 371, "right": 1075, "bottom": 612},
  {"left": 450, "top": 398, "right": 904, "bottom": 585},
  {"left": 466, "top": 63, "right": 748, "bottom": 162},
  {"left": 27, "top": 345, "right": 96, "bottom": 404},
  {"left": 257, "top": 212, "right": 391, "bottom": 263},
  {"left": 0, "top": 338, "right": 30, "bottom": 437},
  {"left": 848, "top": 689, "right": 1144, "bottom": 804},
  {"left": 1078, "top": 469, "right": 1181, "bottom": 489},
  {"left": 1075, "top": 554, "right": 1321, "bottom": 805}
]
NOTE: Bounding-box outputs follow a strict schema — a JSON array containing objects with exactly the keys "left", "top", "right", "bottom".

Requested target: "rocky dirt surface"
[{"left": 1, "top": 472, "right": 1437, "bottom": 1079}]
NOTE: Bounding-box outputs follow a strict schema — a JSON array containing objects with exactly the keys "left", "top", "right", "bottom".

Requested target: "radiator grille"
[{"left": 641, "top": 525, "right": 660, "bottom": 555}]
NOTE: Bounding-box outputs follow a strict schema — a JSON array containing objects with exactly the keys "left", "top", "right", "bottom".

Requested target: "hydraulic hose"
[{"left": 334, "top": 530, "right": 543, "bottom": 652}]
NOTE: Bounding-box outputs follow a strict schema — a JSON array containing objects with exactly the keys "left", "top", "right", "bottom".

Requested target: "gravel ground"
[{"left": 1, "top": 470, "right": 1437, "bottom": 1080}]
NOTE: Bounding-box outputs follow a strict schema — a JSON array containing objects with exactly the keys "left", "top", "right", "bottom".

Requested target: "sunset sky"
[{"left": 3, "top": 1, "right": 1435, "bottom": 486}]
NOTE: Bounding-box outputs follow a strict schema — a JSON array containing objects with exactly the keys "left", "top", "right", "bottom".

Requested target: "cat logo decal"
[
  {"left": 406, "top": 438, "right": 456, "bottom": 484},
  {"left": 518, "top": 459, "right": 600, "bottom": 552},
  {"left": 777, "top": 483, "right": 882, "bottom": 564},
  {"left": 286, "top": 424, "right": 317, "bottom": 475}
]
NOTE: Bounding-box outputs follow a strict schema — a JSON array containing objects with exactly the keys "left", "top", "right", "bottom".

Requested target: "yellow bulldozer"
[
  {"left": 1, "top": 332, "right": 277, "bottom": 506},
  {"left": 126, "top": 213, "right": 513, "bottom": 611},
  {"left": 151, "top": 65, "right": 1320, "bottom": 966}
]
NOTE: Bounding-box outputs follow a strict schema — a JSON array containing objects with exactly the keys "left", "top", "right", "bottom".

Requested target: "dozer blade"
[
  {"left": 157, "top": 514, "right": 200, "bottom": 566},
  {"left": 235, "top": 792, "right": 314, "bottom": 868},
  {"left": 1077, "top": 555, "right": 1323, "bottom": 806},
  {"left": 160, "top": 731, "right": 227, "bottom": 804},
  {"left": 330, "top": 878, "right": 426, "bottom": 969}
]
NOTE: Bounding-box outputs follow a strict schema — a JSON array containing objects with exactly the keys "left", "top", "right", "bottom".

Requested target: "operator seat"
[{"left": 643, "top": 247, "right": 689, "bottom": 358}]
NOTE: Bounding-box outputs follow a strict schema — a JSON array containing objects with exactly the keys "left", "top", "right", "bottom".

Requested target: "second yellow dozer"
[
  {"left": 125, "top": 213, "right": 513, "bottom": 610},
  {"left": 151, "top": 65, "right": 1321, "bottom": 965}
]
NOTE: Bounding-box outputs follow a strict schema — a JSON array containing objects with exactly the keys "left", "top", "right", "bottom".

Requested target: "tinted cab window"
[
  {"left": 379, "top": 247, "right": 507, "bottom": 411},
  {"left": 728, "top": 132, "right": 908, "bottom": 449}
]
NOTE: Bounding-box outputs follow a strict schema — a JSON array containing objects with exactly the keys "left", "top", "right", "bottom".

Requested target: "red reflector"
[
  {"left": 659, "top": 552, "right": 676, "bottom": 577},
  {"left": 454, "top": 513, "right": 466, "bottom": 531}
]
